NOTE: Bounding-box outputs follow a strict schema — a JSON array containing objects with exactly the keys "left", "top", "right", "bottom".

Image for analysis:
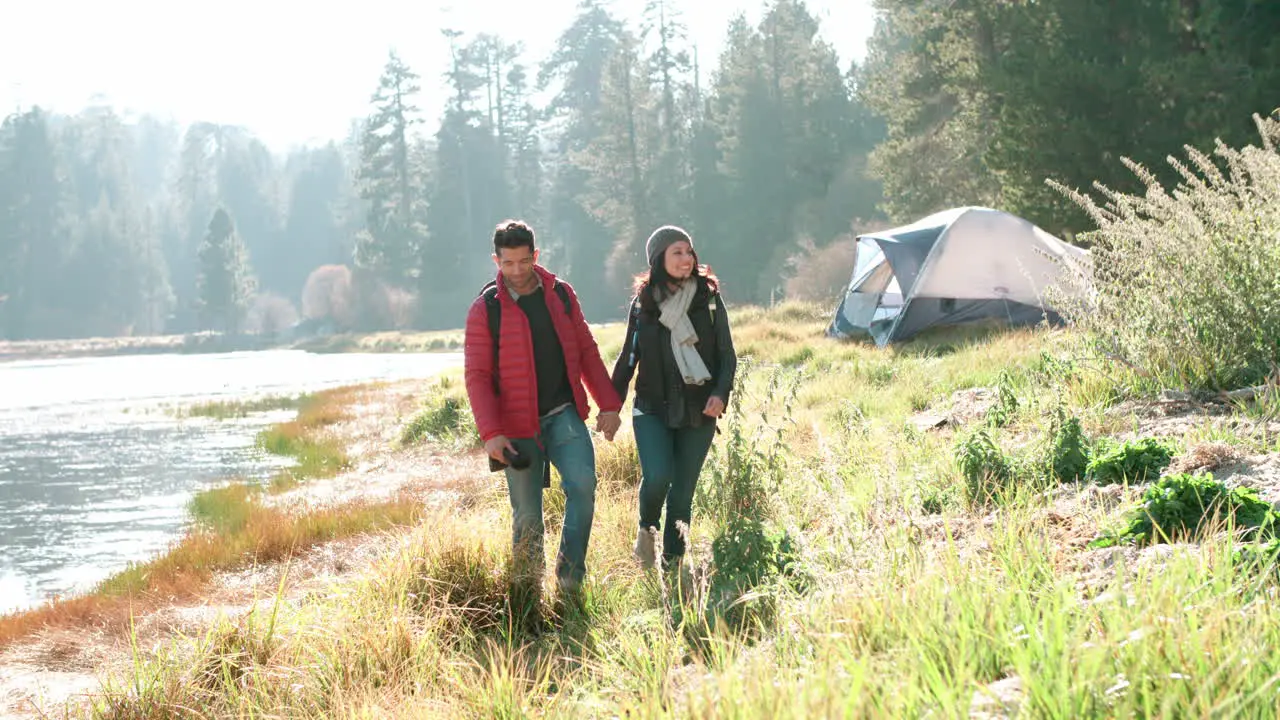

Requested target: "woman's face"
[{"left": 664, "top": 240, "right": 695, "bottom": 281}]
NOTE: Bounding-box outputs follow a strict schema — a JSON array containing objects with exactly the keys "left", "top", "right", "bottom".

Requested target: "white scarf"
[{"left": 658, "top": 280, "right": 712, "bottom": 385}]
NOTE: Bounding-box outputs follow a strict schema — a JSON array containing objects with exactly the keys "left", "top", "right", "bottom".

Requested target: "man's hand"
[
  {"left": 484, "top": 435, "right": 516, "bottom": 463},
  {"left": 703, "top": 396, "right": 726, "bottom": 418},
  {"left": 596, "top": 411, "right": 621, "bottom": 441}
]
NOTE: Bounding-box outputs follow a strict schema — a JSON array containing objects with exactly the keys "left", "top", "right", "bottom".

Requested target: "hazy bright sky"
[{"left": 0, "top": 0, "right": 877, "bottom": 152}]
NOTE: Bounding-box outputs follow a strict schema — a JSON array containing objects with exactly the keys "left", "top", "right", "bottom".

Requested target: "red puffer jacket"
[{"left": 464, "top": 265, "right": 622, "bottom": 442}]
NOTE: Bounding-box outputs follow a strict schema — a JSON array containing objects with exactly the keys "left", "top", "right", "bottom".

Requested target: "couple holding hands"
[{"left": 463, "top": 220, "right": 736, "bottom": 598}]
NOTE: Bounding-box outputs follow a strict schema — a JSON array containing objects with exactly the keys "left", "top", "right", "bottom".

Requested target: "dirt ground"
[{"left": 0, "top": 377, "right": 489, "bottom": 720}]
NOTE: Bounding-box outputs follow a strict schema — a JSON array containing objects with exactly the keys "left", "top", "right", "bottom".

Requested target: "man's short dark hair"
[{"left": 493, "top": 220, "right": 536, "bottom": 254}]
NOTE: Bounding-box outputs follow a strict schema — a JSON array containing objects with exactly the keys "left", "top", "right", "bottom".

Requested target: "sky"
[{"left": 0, "top": 0, "right": 877, "bottom": 153}]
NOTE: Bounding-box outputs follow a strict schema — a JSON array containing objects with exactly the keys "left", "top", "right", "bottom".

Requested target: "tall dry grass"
[{"left": 20, "top": 280, "right": 1280, "bottom": 717}]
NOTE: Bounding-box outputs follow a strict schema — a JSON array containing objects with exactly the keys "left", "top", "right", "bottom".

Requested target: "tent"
[{"left": 827, "top": 206, "right": 1089, "bottom": 346}]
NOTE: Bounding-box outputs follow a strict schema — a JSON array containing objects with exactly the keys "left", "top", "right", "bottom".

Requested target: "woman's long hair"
[{"left": 631, "top": 248, "right": 719, "bottom": 316}]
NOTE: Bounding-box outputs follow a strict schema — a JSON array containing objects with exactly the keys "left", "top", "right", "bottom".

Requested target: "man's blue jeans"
[
  {"left": 505, "top": 408, "right": 597, "bottom": 588},
  {"left": 633, "top": 412, "right": 717, "bottom": 566}
]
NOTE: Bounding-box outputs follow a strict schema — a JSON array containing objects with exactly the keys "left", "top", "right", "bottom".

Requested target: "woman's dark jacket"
[{"left": 610, "top": 278, "right": 737, "bottom": 428}]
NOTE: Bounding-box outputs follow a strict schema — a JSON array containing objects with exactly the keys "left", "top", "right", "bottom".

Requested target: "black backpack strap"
[
  {"left": 553, "top": 282, "right": 573, "bottom": 317},
  {"left": 626, "top": 295, "right": 641, "bottom": 369},
  {"left": 481, "top": 282, "right": 501, "bottom": 396}
]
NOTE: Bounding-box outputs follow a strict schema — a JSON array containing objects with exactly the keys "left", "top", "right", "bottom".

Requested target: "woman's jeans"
[
  {"left": 632, "top": 412, "right": 717, "bottom": 566},
  {"left": 505, "top": 408, "right": 597, "bottom": 589}
]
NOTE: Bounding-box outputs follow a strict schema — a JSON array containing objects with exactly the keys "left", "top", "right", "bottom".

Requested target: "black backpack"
[{"left": 479, "top": 280, "right": 573, "bottom": 396}]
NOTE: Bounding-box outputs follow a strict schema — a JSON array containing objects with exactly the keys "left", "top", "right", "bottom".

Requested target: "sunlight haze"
[{"left": 1, "top": 0, "right": 876, "bottom": 151}]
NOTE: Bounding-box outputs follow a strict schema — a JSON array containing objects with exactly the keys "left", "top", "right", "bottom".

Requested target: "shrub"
[
  {"left": 1091, "top": 472, "right": 1279, "bottom": 548},
  {"left": 1087, "top": 437, "right": 1177, "bottom": 485},
  {"left": 350, "top": 268, "right": 415, "bottom": 331},
  {"left": 956, "top": 400, "right": 1089, "bottom": 507},
  {"left": 301, "top": 264, "right": 356, "bottom": 329},
  {"left": 1051, "top": 113, "right": 1280, "bottom": 392},
  {"left": 1233, "top": 537, "right": 1280, "bottom": 579},
  {"left": 245, "top": 292, "right": 300, "bottom": 336},
  {"left": 1045, "top": 406, "right": 1089, "bottom": 483},
  {"left": 784, "top": 236, "right": 858, "bottom": 303},
  {"left": 986, "top": 369, "right": 1020, "bottom": 428},
  {"left": 955, "top": 428, "right": 1014, "bottom": 507},
  {"left": 784, "top": 219, "right": 894, "bottom": 304}
]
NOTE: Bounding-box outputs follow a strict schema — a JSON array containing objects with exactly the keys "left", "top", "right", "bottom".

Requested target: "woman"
[{"left": 611, "top": 225, "right": 737, "bottom": 572}]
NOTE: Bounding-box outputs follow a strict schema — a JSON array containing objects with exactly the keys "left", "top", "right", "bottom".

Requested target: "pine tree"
[
  {"left": 353, "top": 50, "right": 428, "bottom": 289},
  {"left": 502, "top": 62, "right": 545, "bottom": 227},
  {"left": 576, "top": 34, "right": 658, "bottom": 291},
  {"left": 705, "top": 2, "right": 858, "bottom": 301},
  {"left": 537, "top": 0, "right": 627, "bottom": 314},
  {"left": 642, "top": 0, "right": 694, "bottom": 224},
  {"left": 418, "top": 31, "right": 515, "bottom": 328},
  {"left": 280, "top": 144, "right": 350, "bottom": 301},
  {"left": 197, "top": 206, "right": 256, "bottom": 334}
]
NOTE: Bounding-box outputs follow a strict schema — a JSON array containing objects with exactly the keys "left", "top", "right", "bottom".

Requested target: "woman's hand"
[{"left": 703, "top": 396, "right": 725, "bottom": 418}]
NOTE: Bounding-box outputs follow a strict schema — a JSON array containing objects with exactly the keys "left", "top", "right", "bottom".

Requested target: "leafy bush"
[
  {"left": 1051, "top": 113, "right": 1280, "bottom": 392},
  {"left": 709, "top": 517, "right": 802, "bottom": 628},
  {"left": 956, "top": 378, "right": 1095, "bottom": 507},
  {"left": 1087, "top": 437, "right": 1176, "bottom": 485},
  {"left": 916, "top": 473, "right": 956, "bottom": 515},
  {"left": 1092, "top": 472, "right": 1278, "bottom": 548},
  {"left": 954, "top": 398, "right": 1088, "bottom": 507},
  {"left": 955, "top": 428, "right": 1014, "bottom": 507},
  {"left": 1045, "top": 406, "right": 1088, "bottom": 483},
  {"left": 985, "top": 369, "right": 1020, "bottom": 428}
]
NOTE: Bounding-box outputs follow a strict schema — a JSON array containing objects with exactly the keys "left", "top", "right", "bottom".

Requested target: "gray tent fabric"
[{"left": 827, "top": 207, "right": 1089, "bottom": 345}]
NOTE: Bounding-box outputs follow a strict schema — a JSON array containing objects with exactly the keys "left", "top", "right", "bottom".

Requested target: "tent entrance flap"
[{"left": 829, "top": 237, "right": 906, "bottom": 339}]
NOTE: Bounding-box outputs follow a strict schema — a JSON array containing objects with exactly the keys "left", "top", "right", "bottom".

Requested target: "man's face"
[{"left": 494, "top": 245, "right": 539, "bottom": 293}]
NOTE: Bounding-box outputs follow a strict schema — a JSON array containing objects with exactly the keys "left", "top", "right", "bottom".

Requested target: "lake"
[{"left": 0, "top": 349, "right": 462, "bottom": 615}]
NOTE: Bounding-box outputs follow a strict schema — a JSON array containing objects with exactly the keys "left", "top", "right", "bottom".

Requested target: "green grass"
[
  {"left": 177, "top": 394, "right": 306, "bottom": 419},
  {"left": 399, "top": 374, "right": 481, "bottom": 450},
  {"left": 254, "top": 388, "right": 355, "bottom": 490}
]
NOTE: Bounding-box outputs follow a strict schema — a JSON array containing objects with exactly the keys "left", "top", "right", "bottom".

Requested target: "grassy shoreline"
[
  {"left": 6, "top": 302, "right": 1280, "bottom": 717},
  {"left": 0, "top": 385, "right": 419, "bottom": 653}
]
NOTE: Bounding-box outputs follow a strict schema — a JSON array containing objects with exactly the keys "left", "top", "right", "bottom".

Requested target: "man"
[{"left": 464, "top": 219, "right": 623, "bottom": 597}]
